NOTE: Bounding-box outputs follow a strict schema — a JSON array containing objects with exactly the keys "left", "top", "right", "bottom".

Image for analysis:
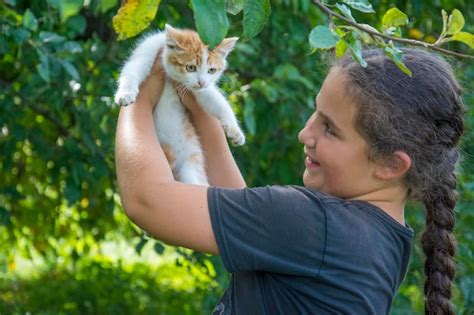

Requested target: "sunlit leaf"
[
  {"left": 441, "top": 9, "right": 448, "bottom": 36},
  {"left": 382, "top": 7, "right": 408, "bottom": 30},
  {"left": 383, "top": 41, "right": 412, "bottom": 76},
  {"left": 226, "top": 0, "right": 244, "bottom": 15},
  {"left": 99, "top": 0, "right": 118, "bottom": 13},
  {"left": 335, "top": 38, "right": 348, "bottom": 57},
  {"left": 243, "top": 0, "right": 271, "bottom": 39},
  {"left": 446, "top": 9, "right": 464, "bottom": 35},
  {"left": 112, "top": 0, "right": 161, "bottom": 40},
  {"left": 449, "top": 31, "right": 474, "bottom": 49},
  {"left": 23, "top": 9, "right": 38, "bottom": 31},
  {"left": 309, "top": 25, "right": 340, "bottom": 49},
  {"left": 192, "top": 0, "right": 228, "bottom": 49},
  {"left": 346, "top": 32, "right": 367, "bottom": 67},
  {"left": 335, "top": 3, "right": 356, "bottom": 23},
  {"left": 58, "top": 0, "right": 84, "bottom": 23},
  {"left": 341, "top": 0, "right": 374, "bottom": 13}
]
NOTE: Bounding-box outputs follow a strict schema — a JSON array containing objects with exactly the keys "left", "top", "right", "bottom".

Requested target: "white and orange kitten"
[{"left": 115, "top": 25, "right": 245, "bottom": 186}]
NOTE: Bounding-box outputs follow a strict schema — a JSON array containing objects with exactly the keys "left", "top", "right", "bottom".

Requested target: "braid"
[{"left": 421, "top": 151, "right": 458, "bottom": 315}]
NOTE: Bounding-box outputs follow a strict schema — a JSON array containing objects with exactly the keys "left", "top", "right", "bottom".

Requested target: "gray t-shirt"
[{"left": 208, "top": 185, "right": 414, "bottom": 315}]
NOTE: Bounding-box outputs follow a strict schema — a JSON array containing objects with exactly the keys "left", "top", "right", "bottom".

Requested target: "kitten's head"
[{"left": 162, "top": 24, "right": 238, "bottom": 91}]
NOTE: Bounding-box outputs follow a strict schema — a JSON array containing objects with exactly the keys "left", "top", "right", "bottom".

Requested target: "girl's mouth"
[{"left": 305, "top": 156, "right": 320, "bottom": 169}]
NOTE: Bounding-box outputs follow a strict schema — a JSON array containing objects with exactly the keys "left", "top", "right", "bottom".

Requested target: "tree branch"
[{"left": 312, "top": 0, "right": 474, "bottom": 59}]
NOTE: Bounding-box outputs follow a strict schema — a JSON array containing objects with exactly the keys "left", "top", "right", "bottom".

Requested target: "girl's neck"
[{"left": 352, "top": 185, "right": 408, "bottom": 226}]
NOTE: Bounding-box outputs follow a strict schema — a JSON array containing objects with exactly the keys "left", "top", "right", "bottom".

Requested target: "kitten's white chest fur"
[{"left": 115, "top": 26, "right": 245, "bottom": 186}]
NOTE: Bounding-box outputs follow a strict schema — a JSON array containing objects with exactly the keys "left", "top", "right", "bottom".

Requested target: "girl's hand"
[
  {"left": 137, "top": 48, "right": 166, "bottom": 109},
  {"left": 172, "top": 82, "right": 205, "bottom": 115}
]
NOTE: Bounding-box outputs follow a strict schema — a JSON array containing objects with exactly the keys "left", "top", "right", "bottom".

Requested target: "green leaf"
[
  {"left": 449, "top": 31, "right": 474, "bottom": 49},
  {"left": 39, "top": 31, "right": 66, "bottom": 43},
  {"left": 112, "top": 0, "right": 161, "bottom": 40},
  {"left": 384, "top": 26, "right": 402, "bottom": 37},
  {"left": 153, "top": 242, "right": 165, "bottom": 254},
  {"left": 309, "top": 25, "right": 340, "bottom": 49},
  {"left": 243, "top": 98, "right": 256, "bottom": 136},
  {"left": 243, "top": 0, "right": 271, "bottom": 39},
  {"left": 335, "top": 3, "right": 356, "bottom": 23},
  {"left": 58, "top": 0, "right": 84, "bottom": 23},
  {"left": 12, "top": 28, "right": 30, "bottom": 44},
  {"left": 66, "top": 15, "right": 86, "bottom": 35},
  {"left": 99, "top": 0, "right": 118, "bottom": 13},
  {"left": 192, "top": 0, "right": 229, "bottom": 49},
  {"left": 382, "top": 7, "right": 408, "bottom": 30},
  {"left": 446, "top": 9, "right": 465, "bottom": 35},
  {"left": 37, "top": 52, "right": 50, "bottom": 82},
  {"left": 63, "top": 41, "right": 83, "bottom": 54},
  {"left": 23, "top": 9, "right": 38, "bottom": 31},
  {"left": 341, "top": 0, "right": 374, "bottom": 13},
  {"left": 226, "top": 0, "right": 244, "bottom": 15},
  {"left": 60, "top": 60, "right": 80, "bottom": 80},
  {"left": 346, "top": 25, "right": 374, "bottom": 44},
  {"left": 441, "top": 9, "right": 448, "bottom": 36},
  {"left": 346, "top": 32, "right": 367, "bottom": 67},
  {"left": 383, "top": 41, "right": 412, "bottom": 76},
  {"left": 135, "top": 238, "right": 148, "bottom": 255},
  {"left": 335, "top": 38, "right": 348, "bottom": 57}
]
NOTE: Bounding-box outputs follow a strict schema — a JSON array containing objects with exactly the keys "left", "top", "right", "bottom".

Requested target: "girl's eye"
[
  {"left": 324, "top": 122, "right": 336, "bottom": 136},
  {"left": 186, "top": 65, "right": 196, "bottom": 72},
  {"left": 208, "top": 68, "right": 217, "bottom": 74}
]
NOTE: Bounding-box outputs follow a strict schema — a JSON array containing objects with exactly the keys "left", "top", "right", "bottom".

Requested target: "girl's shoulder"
[{"left": 284, "top": 185, "right": 414, "bottom": 238}]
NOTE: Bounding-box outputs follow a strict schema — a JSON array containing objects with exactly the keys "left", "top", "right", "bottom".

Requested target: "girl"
[{"left": 115, "top": 48, "right": 464, "bottom": 314}]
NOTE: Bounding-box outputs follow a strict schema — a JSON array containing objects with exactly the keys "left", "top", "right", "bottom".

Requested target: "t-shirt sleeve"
[{"left": 208, "top": 185, "right": 327, "bottom": 276}]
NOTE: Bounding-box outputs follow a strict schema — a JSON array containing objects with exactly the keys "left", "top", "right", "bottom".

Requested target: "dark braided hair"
[{"left": 334, "top": 48, "right": 465, "bottom": 314}]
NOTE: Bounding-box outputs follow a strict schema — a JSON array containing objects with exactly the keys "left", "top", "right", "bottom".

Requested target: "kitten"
[{"left": 115, "top": 24, "right": 245, "bottom": 186}]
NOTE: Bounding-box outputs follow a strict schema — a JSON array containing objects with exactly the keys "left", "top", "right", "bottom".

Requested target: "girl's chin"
[{"left": 302, "top": 172, "right": 322, "bottom": 189}]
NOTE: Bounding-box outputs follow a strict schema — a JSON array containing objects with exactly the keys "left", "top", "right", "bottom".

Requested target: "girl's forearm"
[
  {"left": 190, "top": 109, "right": 246, "bottom": 188},
  {"left": 115, "top": 76, "right": 174, "bottom": 211}
]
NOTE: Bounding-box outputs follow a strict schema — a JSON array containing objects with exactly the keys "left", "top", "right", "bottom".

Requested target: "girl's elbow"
[{"left": 120, "top": 193, "right": 150, "bottom": 221}]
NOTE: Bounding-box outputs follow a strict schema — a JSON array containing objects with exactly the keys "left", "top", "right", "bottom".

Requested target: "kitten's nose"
[{"left": 198, "top": 80, "right": 205, "bottom": 88}]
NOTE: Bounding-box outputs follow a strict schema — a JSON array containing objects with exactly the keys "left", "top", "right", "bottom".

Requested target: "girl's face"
[{"left": 298, "top": 69, "right": 381, "bottom": 199}]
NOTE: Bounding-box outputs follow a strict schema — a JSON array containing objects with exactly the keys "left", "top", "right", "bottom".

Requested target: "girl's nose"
[{"left": 298, "top": 116, "right": 316, "bottom": 148}]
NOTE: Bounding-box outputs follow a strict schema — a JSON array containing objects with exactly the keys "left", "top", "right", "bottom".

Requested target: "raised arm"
[
  {"left": 115, "top": 56, "right": 218, "bottom": 255},
  {"left": 177, "top": 89, "right": 246, "bottom": 188}
]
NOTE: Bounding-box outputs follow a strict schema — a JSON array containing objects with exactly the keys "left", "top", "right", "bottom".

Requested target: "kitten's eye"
[
  {"left": 208, "top": 68, "right": 217, "bottom": 74},
  {"left": 186, "top": 65, "right": 196, "bottom": 72}
]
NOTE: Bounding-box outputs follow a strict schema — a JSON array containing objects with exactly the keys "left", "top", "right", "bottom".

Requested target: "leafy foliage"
[{"left": 1, "top": 0, "right": 473, "bottom": 313}]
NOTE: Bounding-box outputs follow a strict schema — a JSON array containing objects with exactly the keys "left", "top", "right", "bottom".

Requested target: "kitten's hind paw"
[
  {"left": 114, "top": 90, "right": 138, "bottom": 106},
  {"left": 224, "top": 126, "right": 246, "bottom": 146}
]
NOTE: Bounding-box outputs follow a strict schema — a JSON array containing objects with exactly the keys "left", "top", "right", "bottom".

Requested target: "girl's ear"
[
  {"left": 165, "top": 24, "right": 184, "bottom": 52},
  {"left": 374, "top": 151, "right": 412, "bottom": 180},
  {"left": 216, "top": 37, "right": 238, "bottom": 57}
]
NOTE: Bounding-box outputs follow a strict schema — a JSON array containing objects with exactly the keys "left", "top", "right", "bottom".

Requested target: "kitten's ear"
[
  {"left": 216, "top": 37, "right": 238, "bottom": 57},
  {"left": 165, "top": 24, "right": 184, "bottom": 52}
]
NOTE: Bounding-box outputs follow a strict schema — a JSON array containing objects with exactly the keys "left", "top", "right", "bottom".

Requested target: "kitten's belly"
[{"left": 153, "top": 82, "right": 192, "bottom": 150}]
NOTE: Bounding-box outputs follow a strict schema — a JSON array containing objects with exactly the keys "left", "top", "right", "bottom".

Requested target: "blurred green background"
[{"left": 1, "top": 0, "right": 473, "bottom": 314}]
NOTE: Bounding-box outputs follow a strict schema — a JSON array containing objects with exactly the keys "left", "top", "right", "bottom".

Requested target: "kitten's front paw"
[
  {"left": 224, "top": 125, "right": 246, "bottom": 146},
  {"left": 115, "top": 90, "right": 138, "bottom": 106}
]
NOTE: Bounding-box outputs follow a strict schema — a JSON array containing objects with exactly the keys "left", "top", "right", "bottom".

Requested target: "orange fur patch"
[
  {"left": 161, "top": 143, "right": 177, "bottom": 172},
  {"left": 182, "top": 115, "right": 197, "bottom": 139},
  {"left": 166, "top": 28, "right": 225, "bottom": 72},
  {"left": 188, "top": 152, "right": 204, "bottom": 165}
]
